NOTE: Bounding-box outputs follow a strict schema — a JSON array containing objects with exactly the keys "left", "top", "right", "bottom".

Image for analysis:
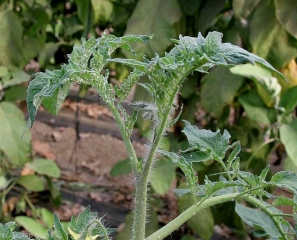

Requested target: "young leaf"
[{"left": 226, "top": 141, "right": 241, "bottom": 170}]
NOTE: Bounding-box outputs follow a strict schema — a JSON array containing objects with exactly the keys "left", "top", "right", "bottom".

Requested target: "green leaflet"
[
  {"left": 182, "top": 120, "right": 231, "bottom": 161},
  {"left": 270, "top": 171, "right": 297, "bottom": 194},
  {"left": 235, "top": 203, "right": 285, "bottom": 239}
]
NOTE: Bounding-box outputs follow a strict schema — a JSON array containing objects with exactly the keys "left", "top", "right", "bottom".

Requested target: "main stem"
[{"left": 131, "top": 70, "right": 193, "bottom": 240}]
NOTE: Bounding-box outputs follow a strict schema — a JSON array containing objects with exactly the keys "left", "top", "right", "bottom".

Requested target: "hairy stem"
[
  {"left": 131, "top": 102, "right": 173, "bottom": 239},
  {"left": 109, "top": 104, "right": 139, "bottom": 175},
  {"left": 132, "top": 70, "right": 194, "bottom": 239}
]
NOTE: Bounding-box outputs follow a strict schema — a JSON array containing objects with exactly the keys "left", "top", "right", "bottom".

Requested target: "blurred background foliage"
[{"left": 0, "top": 0, "right": 297, "bottom": 239}]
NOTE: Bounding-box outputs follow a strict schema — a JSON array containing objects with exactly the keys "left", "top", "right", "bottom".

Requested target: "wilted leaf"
[
  {"left": 26, "top": 158, "right": 60, "bottom": 178},
  {"left": 0, "top": 102, "right": 31, "bottom": 167}
]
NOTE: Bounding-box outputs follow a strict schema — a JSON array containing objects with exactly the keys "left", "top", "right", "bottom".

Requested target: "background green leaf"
[
  {"left": 124, "top": 0, "right": 181, "bottom": 58},
  {"left": 26, "top": 158, "right": 60, "bottom": 178},
  {"left": 17, "top": 175, "right": 45, "bottom": 192},
  {"left": 110, "top": 158, "right": 131, "bottom": 177},
  {"left": 280, "top": 119, "right": 297, "bottom": 163},
  {"left": 0, "top": 102, "right": 31, "bottom": 166},
  {"left": 274, "top": 0, "right": 297, "bottom": 39},
  {"left": 249, "top": 0, "right": 297, "bottom": 69},
  {"left": 232, "top": 0, "right": 260, "bottom": 19},
  {"left": 238, "top": 90, "right": 276, "bottom": 125},
  {"left": 0, "top": 10, "right": 25, "bottom": 69},
  {"left": 15, "top": 216, "right": 48, "bottom": 239},
  {"left": 150, "top": 159, "right": 176, "bottom": 194},
  {"left": 201, "top": 66, "right": 243, "bottom": 117},
  {"left": 178, "top": 184, "right": 214, "bottom": 240}
]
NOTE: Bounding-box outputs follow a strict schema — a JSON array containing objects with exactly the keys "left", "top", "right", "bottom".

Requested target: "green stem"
[
  {"left": 146, "top": 193, "right": 240, "bottom": 240},
  {"left": 109, "top": 104, "right": 139, "bottom": 175},
  {"left": 146, "top": 192, "right": 289, "bottom": 240},
  {"left": 1, "top": 180, "right": 16, "bottom": 205},
  {"left": 132, "top": 70, "right": 194, "bottom": 240},
  {"left": 131, "top": 105, "right": 172, "bottom": 239}
]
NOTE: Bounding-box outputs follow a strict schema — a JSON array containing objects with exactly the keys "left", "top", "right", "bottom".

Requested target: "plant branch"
[
  {"left": 108, "top": 103, "right": 139, "bottom": 175},
  {"left": 146, "top": 193, "right": 240, "bottom": 240}
]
